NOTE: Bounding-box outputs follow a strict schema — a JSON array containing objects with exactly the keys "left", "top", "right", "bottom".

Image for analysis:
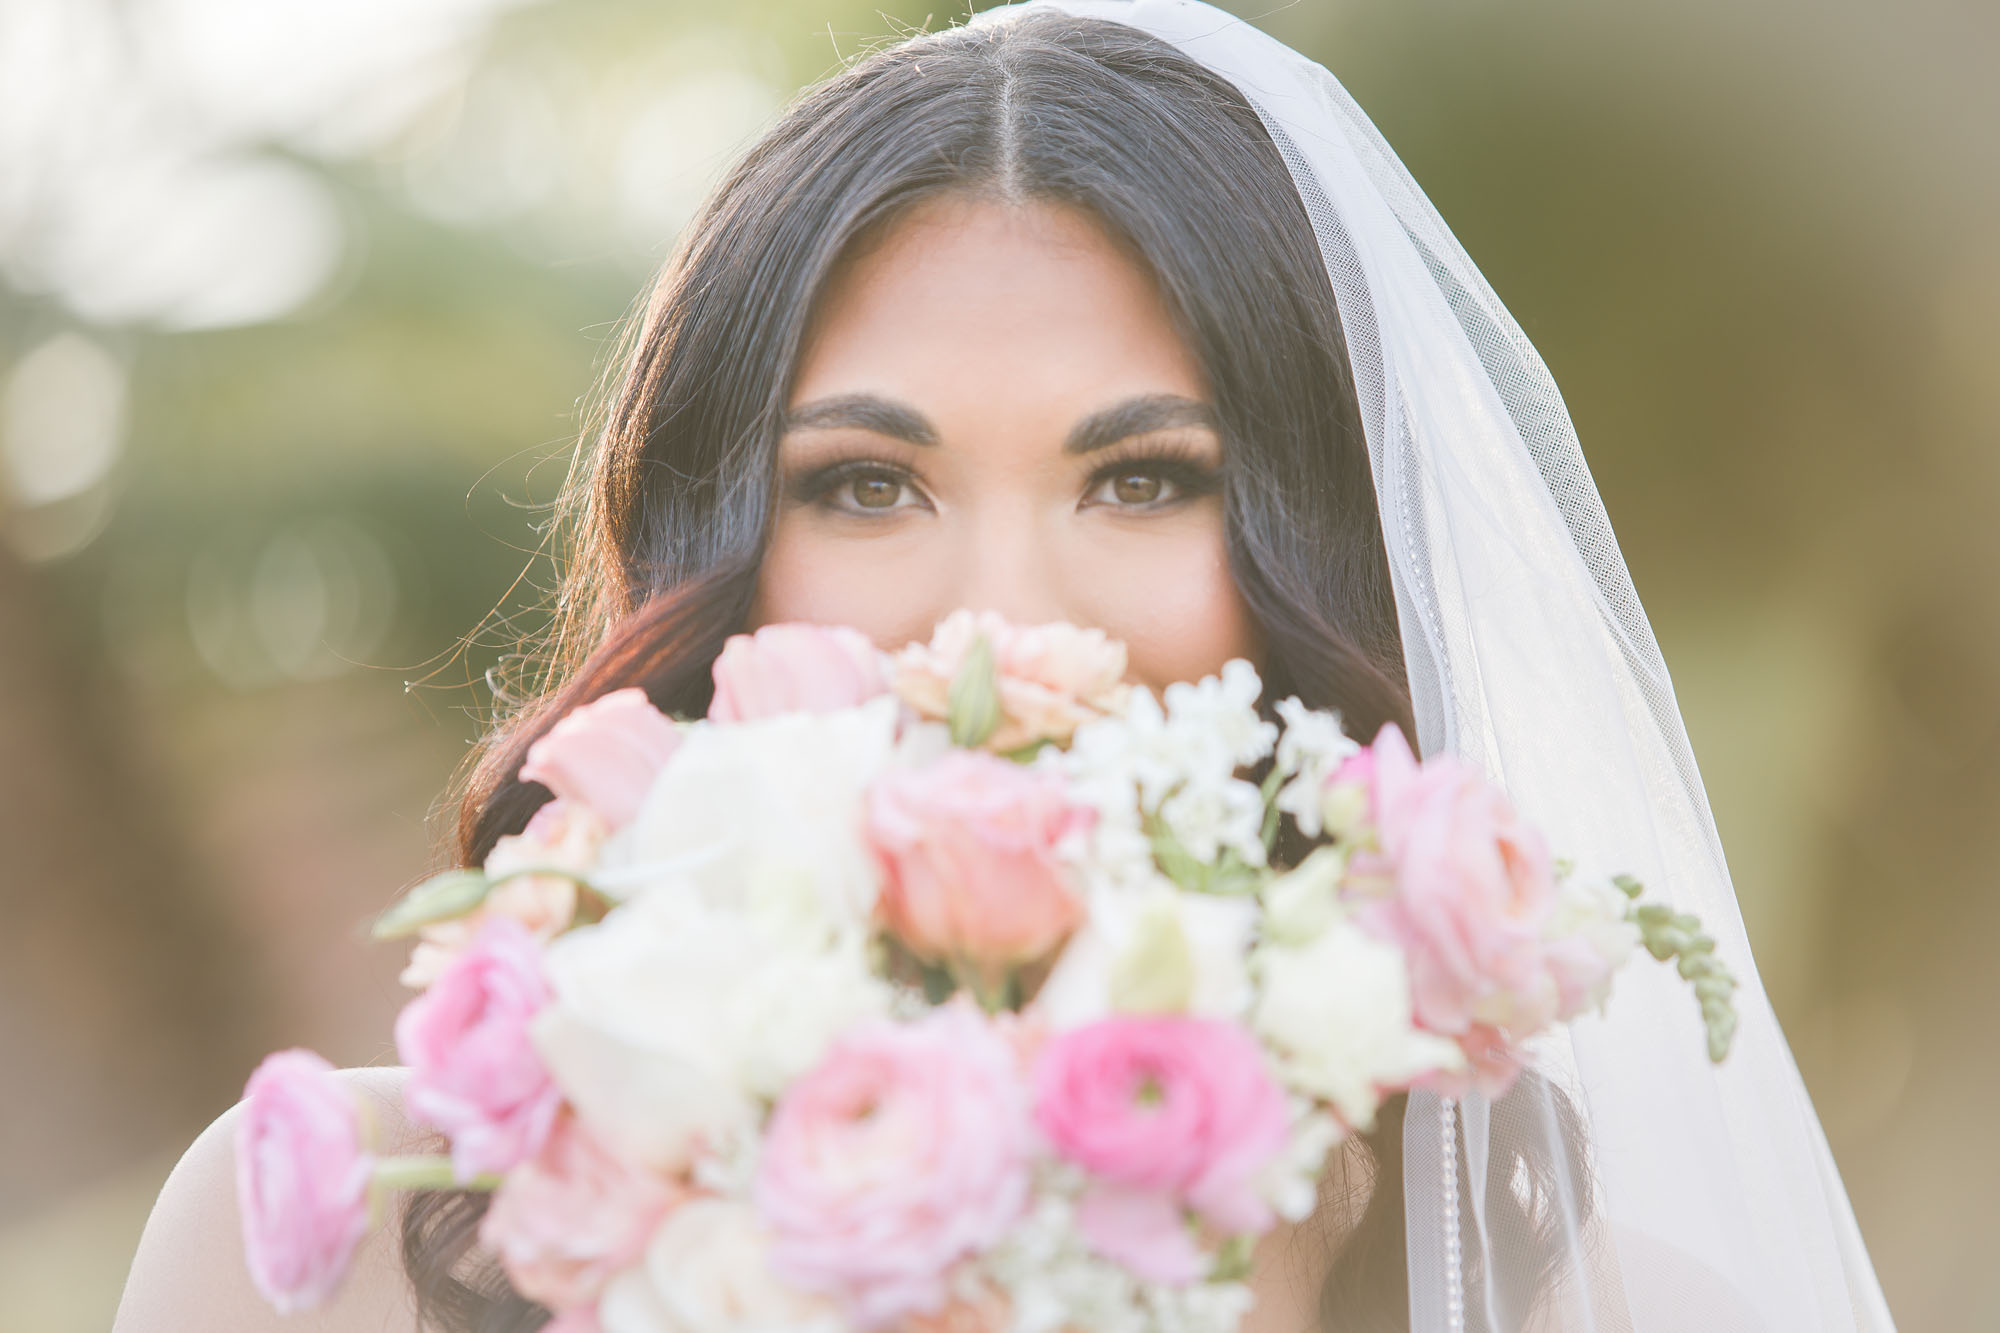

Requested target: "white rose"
[
  {"left": 1260, "top": 846, "right": 1347, "bottom": 944},
  {"left": 1252, "top": 917, "right": 1465, "bottom": 1129},
  {"left": 607, "top": 697, "right": 901, "bottom": 936},
  {"left": 599, "top": 1200, "right": 839, "bottom": 1333},
  {"left": 531, "top": 890, "right": 889, "bottom": 1168}
]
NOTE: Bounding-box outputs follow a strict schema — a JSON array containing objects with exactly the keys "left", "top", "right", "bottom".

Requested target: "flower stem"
[{"left": 370, "top": 1155, "right": 501, "bottom": 1193}]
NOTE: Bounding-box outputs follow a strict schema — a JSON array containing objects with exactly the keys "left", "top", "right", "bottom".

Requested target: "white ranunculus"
[
  {"left": 609, "top": 697, "right": 901, "bottom": 937},
  {"left": 531, "top": 889, "right": 889, "bottom": 1168},
  {"left": 598, "top": 1200, "right": 840, "bottom": 1333},
  {"left": 1260, "top": 845, "right": 1348, "bottom": 944},
  {"left": 1252, "top": 917, "right": 1465, "bottom": 1130},
  {"left": 1033, "top": 880, "right": 1257, "bottom": 1029}
]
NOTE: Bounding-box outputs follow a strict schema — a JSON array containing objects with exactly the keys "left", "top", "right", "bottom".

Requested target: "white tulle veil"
[{"left": 964, "top": 2, "right": 1894, "bottom": 1328}]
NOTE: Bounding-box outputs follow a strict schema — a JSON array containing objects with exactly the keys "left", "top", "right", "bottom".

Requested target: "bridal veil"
[{"left": 966, "top": 2, "right": 1894, "bottom": 1328}]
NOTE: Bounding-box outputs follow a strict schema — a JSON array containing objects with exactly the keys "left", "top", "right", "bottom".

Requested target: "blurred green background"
[{"left": 0, "top": 0, "right": 1991, "bottom": 1327}]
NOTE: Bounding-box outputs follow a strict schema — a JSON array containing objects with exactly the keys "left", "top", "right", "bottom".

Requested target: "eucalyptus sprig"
[{"left": 1613, "top": 875, "right": 1740, "bottom": 1062}]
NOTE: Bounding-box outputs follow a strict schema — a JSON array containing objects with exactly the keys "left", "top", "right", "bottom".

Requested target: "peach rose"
[
  {"left": 892, "top": 610, "right": 1129, "bottom": 752},
  {"left": 866, "top": 749, "right": 1090, "bottom": 988}
]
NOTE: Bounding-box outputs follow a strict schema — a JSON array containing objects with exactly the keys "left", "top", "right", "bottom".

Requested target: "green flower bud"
[
  {"left": 1110, "top": 901, "right": 1197, "bottom": 1014},
  {"left": 946, "top": 633, "right": 1002, "bottom": 747},
  {"left": 370, "top": 869, "right": 490, "bottom": 939}
]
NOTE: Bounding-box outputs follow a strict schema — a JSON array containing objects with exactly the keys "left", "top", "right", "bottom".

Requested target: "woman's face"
[{"left": 751, "top": 193, "right": 1262, "bottom": 692}]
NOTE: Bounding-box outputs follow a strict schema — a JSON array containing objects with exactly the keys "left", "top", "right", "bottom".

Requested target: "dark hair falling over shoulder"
[{"left": 410, "top": 10, "right": 1583, "bottom": 1331}]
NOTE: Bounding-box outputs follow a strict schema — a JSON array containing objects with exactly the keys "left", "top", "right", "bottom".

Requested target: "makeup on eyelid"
[{"left": 780, "top": 436, "right": 1224, "bottom": 517}]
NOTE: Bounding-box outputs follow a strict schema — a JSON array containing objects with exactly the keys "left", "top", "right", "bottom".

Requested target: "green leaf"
[
  {"left": 370, "top": 869, "right": 490, "bottom": 940},
  {"left": 1149, "top": 821, "right": 1209, "bottom": 893},
  {"left": 947, "top": 633, "right": 1002, "bottom": 747}
]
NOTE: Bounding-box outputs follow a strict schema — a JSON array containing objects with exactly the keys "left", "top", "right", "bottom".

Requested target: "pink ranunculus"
[
  {"left": 866, "top": 749, "right": 1090, "bottom": 987},
  {"left": 1347, "top": 724, "right": 1562, "bottom": 1039},
  {"left": 479, "top": 1113, "right": 682, "bottom": 1310},
  {"left": 708, "top": 622, "right": 889, "bottom": 722},
  {"left": 1033, "top": 1015, "right": 1290, "bottom": 1280},
  {"left": 519, "top": 688, "right": 684, "bottom": 830},
  {"left": 233, "top": 1049, "right": 374, "bottom": 1313},
  {"left": 754, "top": 1004, "right": 1032, "bottom": 1327},
  {"left": 395, "top": 916, "right": 561, "bottom": 1181},
  {"left": 891, "top": 610, "right": 1130, "bottom": 752},
  {"left": 1073, "top": 1183, "right": 1208, "bottom": 1286}
]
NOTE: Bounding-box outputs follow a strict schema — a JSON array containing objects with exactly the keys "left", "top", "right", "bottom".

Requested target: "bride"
[{"left": 115, "top": 2, "right": 1895, "bottom": 1330}]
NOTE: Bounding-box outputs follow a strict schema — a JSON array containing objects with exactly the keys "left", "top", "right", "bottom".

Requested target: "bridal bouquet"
[{"left": 234, "top": 612, "right": 1738, "bottom": 1331}]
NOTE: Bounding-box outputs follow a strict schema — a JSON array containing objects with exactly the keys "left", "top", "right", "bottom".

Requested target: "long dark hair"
[{"left": 406, "top": 10, "right": 1586, "bottom": 1330}]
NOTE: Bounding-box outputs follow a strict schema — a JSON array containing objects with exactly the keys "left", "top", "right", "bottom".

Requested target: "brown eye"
[
  {"left": 849, "top": 474, "right": 903, "bottom": 509},
  {"left": 1111, "top": 472, "right": 1165, "bottom": 505}
]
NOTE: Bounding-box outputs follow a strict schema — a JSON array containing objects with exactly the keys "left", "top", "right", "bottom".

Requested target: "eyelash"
[{"left": 788, "top": 442, "right": 1223, "bottom": 516}]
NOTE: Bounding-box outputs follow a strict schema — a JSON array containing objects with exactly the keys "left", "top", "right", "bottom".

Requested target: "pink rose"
[
  {"left": 1419, "top": 1022, "right": 1525, "bottom": 1101},
  {"left": 892, "top": 610, "right": 1130, "bottom": 752},
  {"left": 708, "top": 622, "right": 889, "bottom": 722},
  {"left": 754, "top": 1005, "right": 1032, "bottom": 1327},
  {"left": 1073, "top": 1183, "right": 1207, "bottom": 1285},
  {"left": 1033, "top": 1016, "right": 1290, "bottom": 1281},
  {"left": 480, "top": 1113, "right": 682, "bottom": 1310},
  {"left": 233, "top": 1049, "right": 374, "bottom": 1313},
  {"left": 867, "top": 750, "right": 1090, "bottom": 987},
  {"left": 1344, "top": 724, "right": 1561, "bottom": 1040},
  {"left": 395, "top": 916, "right": 561, "bottom": 1181},
  {"left": 520, "top": 688, "right": 684, "bottom": 830}
]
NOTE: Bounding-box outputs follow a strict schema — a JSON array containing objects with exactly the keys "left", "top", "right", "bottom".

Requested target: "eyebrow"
[{"left": 780, "top": 392, "right": 1220, "bottom": 454}]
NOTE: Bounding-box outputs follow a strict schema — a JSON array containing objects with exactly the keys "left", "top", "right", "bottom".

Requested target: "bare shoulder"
[{"left": 114, "top": 1066, "right": 426, "bottom": 1333}]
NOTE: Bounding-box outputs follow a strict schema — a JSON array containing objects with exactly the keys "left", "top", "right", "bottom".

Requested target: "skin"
[{"left": 750, "top": 192, "right": 1263, "bottom": 691}]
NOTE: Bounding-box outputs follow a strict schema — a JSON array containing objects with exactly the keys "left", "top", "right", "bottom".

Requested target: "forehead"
[{"left": 789, "top": 194, "right": 1208, "bottom": 417}]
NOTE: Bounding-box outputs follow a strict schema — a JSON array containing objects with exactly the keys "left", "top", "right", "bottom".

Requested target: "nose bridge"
[{"left": 949, "top": 493, "right": 1070, "bottom": 626}]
